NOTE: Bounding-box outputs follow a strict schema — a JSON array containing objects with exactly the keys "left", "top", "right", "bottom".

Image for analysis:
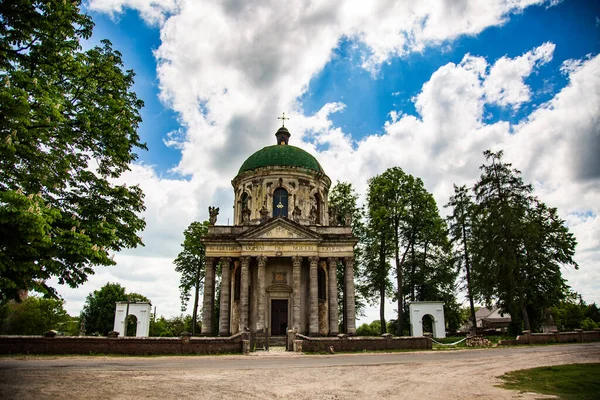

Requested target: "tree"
[
  {"left": 80, "top": 282, "right": 149, "bottom": 336},
  {"left": 328, "top": 182, "right": 365, "bottom": 332},
  {"left": 0, "top": 295, "right": 71, "bottom": 335},
  {"left": 362, "top": 182, "right": 393, "bottom": 334},
  {"left": 0, "top": 1, "right": 146, "bottom": 304},
  {"left": 471, "top": 150, "right": 577, "bottom": 334},
  {"left": 445, "top": 184, "right": 477, "bottom": 332},
  {"left": 367, "top": 168, "right": 455, "bottom": 336},
  {"left": 149, "top": 314, "right": 195, "bottom": 337},
  {"left": 173, "top": 221, "right": 209, "bottom": 335}
]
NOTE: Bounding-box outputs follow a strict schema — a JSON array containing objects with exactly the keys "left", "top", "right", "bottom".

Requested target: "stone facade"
[{"left": 201, "top": 126, "right": 357, "bottom": 337}]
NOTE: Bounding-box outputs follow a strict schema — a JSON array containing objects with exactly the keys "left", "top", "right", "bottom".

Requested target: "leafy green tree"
[
  {"left": 446, "top": 184, "right": 477, "bottom": 332},
  {"left": 471, "top": 150, "right": 577, "bottom": 334},
  {"left": 0, "top": 295, "right": 71, "bottom": 334},
  {"left": 362, "top": 181, "right": 393, "bottom": 334},
  {"left": 366, "top": 167, "right": 411, "bottom": 335},
  {"left": 173, "top": 221, "right": 209, "bottom": 335},
  {"left": 355, "top": 320, "right": 383, "bottom": 336},
  {"left": 328, "top": 182, "right": 365, "bottom": 332},
  {"left": 149, "top": 314, "right": 194, "bottom": 337},
  {"left": 367, "top": 168, "right": 455, "bottom": 336},
  {"left": 80, "top": 282, "right": 149, "bottom": 336},
  {"left": 0, "top": 0, "right": 146, "bottom": 303}
]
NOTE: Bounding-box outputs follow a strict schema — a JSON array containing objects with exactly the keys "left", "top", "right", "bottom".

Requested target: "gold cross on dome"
[{"left": 277, "top": 112, "right": 289, "bottom": 127}]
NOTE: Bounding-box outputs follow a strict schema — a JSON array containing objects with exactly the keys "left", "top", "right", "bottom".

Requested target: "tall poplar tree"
[
  {"left": 173, "top": 221, "right": 209, "bottom": 335},
  {"left": 0, "top": 1, "right": 146, "bottom": 303},
  {"left": 446, "top": 184, "right": 477, "bottom": 332},
  {"left": 328, "top": 182, "right": 364, "bottom": 331}
]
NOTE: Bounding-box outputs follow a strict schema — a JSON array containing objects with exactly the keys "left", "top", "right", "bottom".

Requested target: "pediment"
[{"left": 237, "top": 218, "right": 321, "bottom": 241}]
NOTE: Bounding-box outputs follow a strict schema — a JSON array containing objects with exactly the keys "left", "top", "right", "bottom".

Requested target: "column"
[
  {"left": 309, "top": 256, "right": 319, "bottom": 336},
  {"left": 201, "top": 257, "right": 215, "bottom": 336},
  {"left": 218, "top": 257, "right": 232, "bottom": 336},
  {"left": 291, "top": 256, "right": 302, "bottom": 331},
  {"left": 344, "top": 256, "right": 356, "bottom": 335},
  {"left": 256, "top": 255, "right": 267, "bottom": 331},
  {"left": 240, "top": 256, "right": 251, "bottom": 331},
  {"left": 328, "top": 257, "right": 339, "bottom": 336}
]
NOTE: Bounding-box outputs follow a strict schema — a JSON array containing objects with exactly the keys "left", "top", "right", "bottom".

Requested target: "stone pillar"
[
  {"left": 344, "top": 256, "right": 356, "bottom": 335},
  {"left": 328, "top": 257, "right": 339, "bottom": 336},
  {"left": 309, "top": 256, "right": 320, "bottom": 336},
  {"left": 218, "top": 257, "right": 232, "bottom": 336},
  {"left": 256, "top": 255, "right": 267, "bottom": 331},
  {"left": 201, "top": 257, "right": 215, "bottom": 336},
  {"left": 291, "top": 256, "right": 302, "bottom": 331},
  {"left": 240, "top": 256, "right": 251, "bottom": 332}
]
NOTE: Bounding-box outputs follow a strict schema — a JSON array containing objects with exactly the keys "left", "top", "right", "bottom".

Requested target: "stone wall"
[
  {"left": 499, "top": 329, "right": 600, "bottom": 345},
  {"left": 0, "top": 332, "right": 248, "bottom": 355},
  {"left": 297, "top": 334, "right": 431, "bottom": 352}
]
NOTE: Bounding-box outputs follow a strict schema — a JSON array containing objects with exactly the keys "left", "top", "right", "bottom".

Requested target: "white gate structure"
[
  {"left": 409, "top": 301, "right": 446, "bottom": 338},
  {"left": 113, "top": 302, "right": 151, "bottom": 337}
]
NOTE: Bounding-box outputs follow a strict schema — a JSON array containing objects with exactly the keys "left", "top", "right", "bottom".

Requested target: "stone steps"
[{"left": 269, "top": 336, "right": 287, "bottom": 347}]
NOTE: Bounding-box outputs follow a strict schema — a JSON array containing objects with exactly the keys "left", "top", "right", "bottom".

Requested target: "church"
[{"left": 201, "top": 120, "right": 357, "bottom": 337}]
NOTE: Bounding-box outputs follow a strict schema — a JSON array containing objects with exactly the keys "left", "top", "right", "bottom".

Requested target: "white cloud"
[
  {"left": 66, "top": 0, "right": 600, "bottom": 322},
  {"left": 484, "top": 42, "right": 555, "bottom": 108}
]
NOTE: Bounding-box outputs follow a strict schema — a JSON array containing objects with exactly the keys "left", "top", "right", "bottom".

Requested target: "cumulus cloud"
[{"left": 69, "top": 0, "right": 600, "bottom": 321}]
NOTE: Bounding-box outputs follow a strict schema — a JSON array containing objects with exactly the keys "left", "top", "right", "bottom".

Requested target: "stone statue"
[
  {"left": 259, "top": 205, "right": 269, "bottom": 223},
  {"left": 309, "top": 205, "right": 317, "bottom": 225},
  {"left": 344, "top": 212, "right": 352, "bottom": 226},
  {"left": 329, "top": 208, "right": 338, "bottom": 226},
  {"left": 292, "top": 205, "right": 302, "bottom": 223},
  {"left": 242, "top": 208, "right": 251, "bottom": 223},
  {"left": 208, "top": 206, "right": 219, "bottom": 225},
  {"left": 79, "top": 316, "right": 86, "bottom": 337}
]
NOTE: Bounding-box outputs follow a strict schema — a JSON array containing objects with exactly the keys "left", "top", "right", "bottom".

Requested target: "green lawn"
[{"left": 498, "top": 363, "right": 600, "bottom": 399}]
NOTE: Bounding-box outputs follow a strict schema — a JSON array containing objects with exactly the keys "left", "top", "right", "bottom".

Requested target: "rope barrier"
[{"left": 430, "top": 337, "right": 468, "bottom": 346}]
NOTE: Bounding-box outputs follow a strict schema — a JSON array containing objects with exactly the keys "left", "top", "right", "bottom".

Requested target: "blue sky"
[
  {"left": 55, "top": 0, "right": 600, "bottom": 323},
  {"left": 88, "top": 1, "right": 599, "bottom": 166}
]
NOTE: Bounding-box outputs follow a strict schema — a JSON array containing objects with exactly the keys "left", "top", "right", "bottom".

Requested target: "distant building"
[{"left": 475, "top": 307, "right": 511, "bottom": 330}]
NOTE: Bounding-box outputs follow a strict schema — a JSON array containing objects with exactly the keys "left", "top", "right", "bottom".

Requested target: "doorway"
[{"left": 270, "top": 299, "right": 288, "bottom": 335}]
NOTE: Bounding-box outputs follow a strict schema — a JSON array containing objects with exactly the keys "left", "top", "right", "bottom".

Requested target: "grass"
[{"left": 498, "top": 363, "right": 600, "bottom": 400}]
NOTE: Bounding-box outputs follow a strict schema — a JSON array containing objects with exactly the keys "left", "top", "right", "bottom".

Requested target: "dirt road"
[{"left": 1, "top": 343, "right": 598, "bottom": 399}]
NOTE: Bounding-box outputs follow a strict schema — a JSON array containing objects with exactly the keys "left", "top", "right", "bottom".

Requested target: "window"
[
  {"left": 314, "top": 193, "right": 321, "bottom": 224},
  {"left": 272, "top": 188, "right": 288, "bottom": 217},
  {"left": 240, "top": 192, "right": 249, "bottom": 223},
  {"left": 241, "top": 193, "right": 248, "bottom": 210}
]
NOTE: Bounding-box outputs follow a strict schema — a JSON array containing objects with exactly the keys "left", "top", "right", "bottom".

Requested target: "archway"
[
  {"left": 126, "top": 314, "right": 138, "bottom": 337},
  {"left": 408, "top": 301, "right": 446, "bottom": 338},
  {"left": 421, "top": 314, "right": 435, "bottom": 337},
  {"left": 113, "top": 302, "right": 152, "bottom": 337}
]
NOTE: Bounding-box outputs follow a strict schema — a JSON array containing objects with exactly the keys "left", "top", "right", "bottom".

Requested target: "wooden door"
[{"left": 270, "top": 299, "right": 288, "bottom": 335}]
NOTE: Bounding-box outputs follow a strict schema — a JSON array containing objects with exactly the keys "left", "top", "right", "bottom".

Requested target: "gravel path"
[{"left": 1, "top": 342, "right": 598, "bottom": 399}]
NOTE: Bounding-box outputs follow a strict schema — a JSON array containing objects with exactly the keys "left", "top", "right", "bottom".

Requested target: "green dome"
[{"left": 238, "top": 145, "right": 324, "bottom": 175}]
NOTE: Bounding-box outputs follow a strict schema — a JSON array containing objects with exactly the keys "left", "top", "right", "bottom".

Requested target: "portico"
[{"left": 202, "top": 218, "right": 357, "bottom": 336}]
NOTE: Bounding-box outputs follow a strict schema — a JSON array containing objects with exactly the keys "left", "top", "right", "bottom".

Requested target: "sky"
[{"left": 53, "top": 0, "right": 600, "bottom": 326}]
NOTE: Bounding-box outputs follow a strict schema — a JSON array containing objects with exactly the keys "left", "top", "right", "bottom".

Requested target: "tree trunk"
[
  {"left": 522, "top": 304, "right": 531, "bottom": 332},
  {"left": 379, "top": 283, "right": 386, "bottom": 334},
  {"left": 462, "top": 224, "right": 477, "bottom": 333},
  {"left": 396, "top": 238, "right": 411, "bottom": 336},
  {"left": 379, "top": 231, "right": 387, "bottom": 335},
  {"left": 191, "top": 267, "right": 201, "bottom": 335},
  {"left": 410, "top": 240, "right": 416, "bottom": 302}
]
